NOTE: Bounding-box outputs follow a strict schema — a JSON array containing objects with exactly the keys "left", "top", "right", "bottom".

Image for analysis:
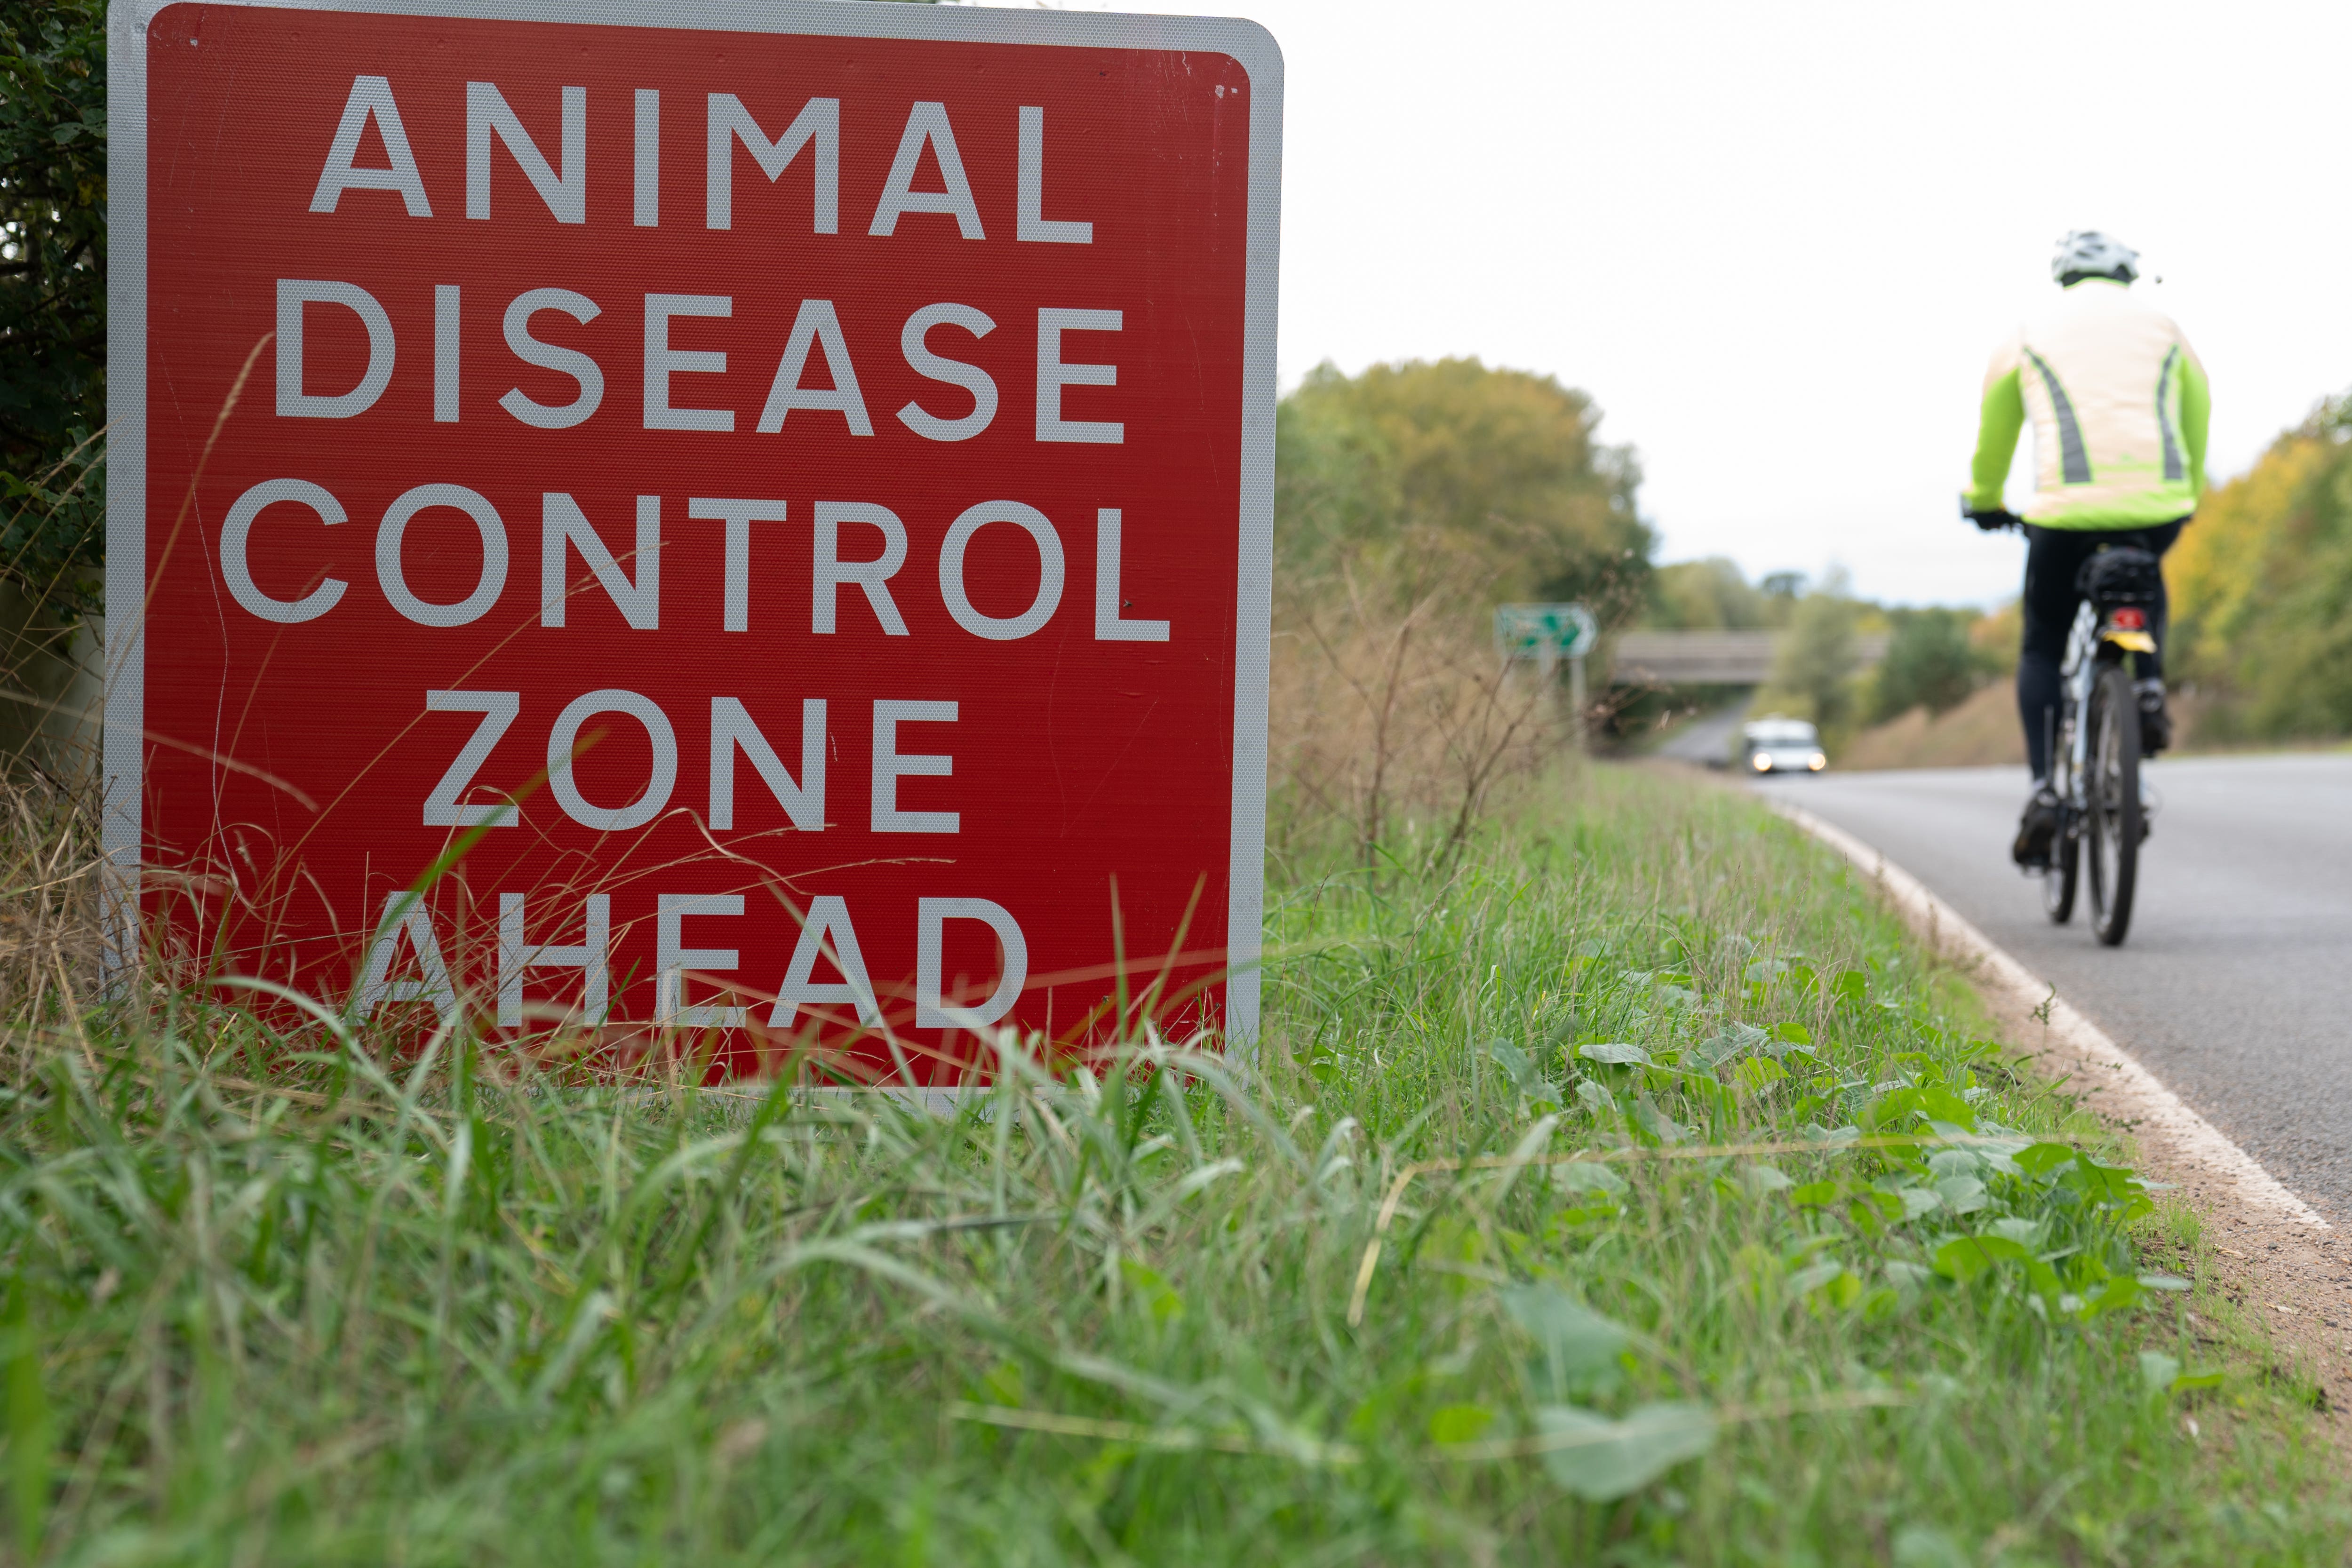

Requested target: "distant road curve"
[{"left": 1755, "top": 755, "right": 2352, "bottom": 1218}]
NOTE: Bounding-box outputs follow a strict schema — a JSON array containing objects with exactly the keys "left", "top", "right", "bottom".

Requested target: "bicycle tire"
[
  {"left": 2042, "top": 822, "right": 2079, "bottom": 923},
  {"left": 2084, "top": 664, "right": 2141, "bottom": 947}
]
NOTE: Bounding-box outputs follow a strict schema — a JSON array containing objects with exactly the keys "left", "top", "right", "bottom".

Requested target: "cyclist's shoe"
[
  {"left": 2136, "top": 678, "right": 2172, "bottom": 755},
  {"left": 2012, "top": 783, "right": 2060, "bottom": 870}
]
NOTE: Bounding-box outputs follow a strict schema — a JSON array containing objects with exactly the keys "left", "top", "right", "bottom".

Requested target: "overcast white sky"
[{"left": 1115, "top": 0, "right": 2352, "bottom": 606}]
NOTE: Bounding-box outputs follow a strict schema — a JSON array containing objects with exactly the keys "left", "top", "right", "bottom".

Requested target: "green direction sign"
[{"left": 1496, "top": 602, "right": 1599, "bottom": 661}]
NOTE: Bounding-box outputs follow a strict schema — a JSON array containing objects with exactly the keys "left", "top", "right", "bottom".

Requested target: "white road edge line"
[{"left": 1772, "top": 800, "right": 2328, "bottom": 1231}]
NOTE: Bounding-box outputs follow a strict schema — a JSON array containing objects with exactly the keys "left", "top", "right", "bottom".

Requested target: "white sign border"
[{"left": 104, "top": 0, "right": 1280, "bottom": 1044}]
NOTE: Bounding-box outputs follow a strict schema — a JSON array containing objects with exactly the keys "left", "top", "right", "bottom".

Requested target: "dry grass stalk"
[{"left": 1269, "top": 557, "right": 1570, "bottom": 869}]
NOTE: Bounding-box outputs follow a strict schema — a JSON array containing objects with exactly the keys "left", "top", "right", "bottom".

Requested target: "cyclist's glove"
[{"left": 1960, "top": 496, "right": 2022, "bottom": 533}]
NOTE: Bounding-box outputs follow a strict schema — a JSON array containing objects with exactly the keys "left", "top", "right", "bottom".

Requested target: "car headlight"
[
  {"left": 1752, "top": 754, "right": 1771, "bottom": 772},
  {"left": 1808, "top": 752, "right": 1826, "bottom": 770}
]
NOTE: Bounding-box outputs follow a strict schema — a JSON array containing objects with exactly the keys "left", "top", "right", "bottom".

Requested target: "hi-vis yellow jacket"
[{"left": 1967, "top": 278, "right": 2210, "bottom": 529}]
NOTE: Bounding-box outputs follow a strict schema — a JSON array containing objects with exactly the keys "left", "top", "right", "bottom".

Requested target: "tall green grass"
[{"left": 0, "top": 766, "right": 2342, "bottom": 1564}]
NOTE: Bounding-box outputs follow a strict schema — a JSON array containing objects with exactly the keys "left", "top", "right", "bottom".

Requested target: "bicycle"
[{"left": 2038, "top": 545, "right": 2162, "bottom": 946}]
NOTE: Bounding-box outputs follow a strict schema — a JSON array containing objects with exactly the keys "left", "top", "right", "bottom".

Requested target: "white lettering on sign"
[
  {"left": 710, "top": 696, "right": 825, "bottom": 831},
  {"left": 548, "top": 688, "right": 678, "bottom": 830},
  {"left": 310, "top": 76, "right": 432, "bottom": 216},
  {"left": 757, "top": 299, "right": 872, "bottom": 435},
  {"left": 1035, "top": 308, "right": 1122, "bottom": 444},
  {"left": 500, "top": 288, "right": 605, "bottom": 429},
  {"left": 770, "top": 895, "right": 880, "bottom": 1027},
  {"left": 916, "top": 897, "right": 1028, "bottom": 1027},
  {"left": 466, "top": 81, "right": 586, "bottom": 224},
  {"left": 812, "top": 502, "right": 909, "bottom": 635},
  {"left": 498, "top": 892, "right": 611, "bottom": 1026},
  {"left": 706, "top": 94, "right": 839, "bottom": 232},
  {"left": 939, "top": 500, "right": 1063, "bottom": 641},
  {"left": 656, "top": 892, "right": 745, "bottom": 1027},
  {"left": 421, "top": 689, "right": 521, "bottom": 827},
  {"left": 869, "top": 101, "right": 983, "bottom": 239},
  {"left": 355, "top": 894, "right": 460, "bottom": 1023},
  {"left": 686, "top": 497, "right": 788, "bottom": 630},
  {"left": 634, "top": 89, "right": 661, "bottom": 228},
  {"left": 643, "top": 294, "right": 733, "bottom": 430},
  {"left": 1017, "top": 106, "right": 1091, "bottom": 244},
  {"left": 897, "top": 303, "right": 997, "bottom": 442},
  {"left": 1093, "top": 509, "right": 1169, "bottom": 642},
  {"left": 220, "top": 478, "right": 348, "bottom": 623},
  {"left": 541, "top": 493, "right": 660, "bottom": 629},
  {"left": 377, "top": 484, "right": 509, "bottom": 626},
  {"left": 871, "top": 700, "right": 957, "bottom": 833},
  {"left": 277, "top": 279, "right": 396, "bottom": 419},
  {"left": 434, "top": 285, "right": 461, "bottom": 422}
]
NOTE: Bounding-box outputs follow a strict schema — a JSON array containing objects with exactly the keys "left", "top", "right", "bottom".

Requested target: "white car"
[{"left": 1741, "top": 717, "right": 1827, "bottom": 775}]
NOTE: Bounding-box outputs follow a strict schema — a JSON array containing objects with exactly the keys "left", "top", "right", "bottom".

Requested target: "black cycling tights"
[{"left": 2017, "top": 517, "right": 2186, "bottom": 782}]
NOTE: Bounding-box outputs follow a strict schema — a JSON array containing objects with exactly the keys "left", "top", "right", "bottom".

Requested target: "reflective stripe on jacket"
[{"left": 1967, "top": 278, "right": 2210, "bottom": 529}]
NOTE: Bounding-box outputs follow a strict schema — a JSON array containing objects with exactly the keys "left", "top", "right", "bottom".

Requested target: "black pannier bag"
[{"left": 2076, "top": 546, "right": 2163, "bottom": 608}]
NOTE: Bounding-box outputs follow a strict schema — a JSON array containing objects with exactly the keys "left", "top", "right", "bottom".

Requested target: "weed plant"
[{"left": 0, "top": 767, "right": 2343, "bottom": 1564}]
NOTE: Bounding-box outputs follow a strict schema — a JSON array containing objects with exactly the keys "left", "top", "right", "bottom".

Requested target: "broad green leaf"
[
  {"left": 2074, "top": 1275, "right": 2145, "bottom": 1318},
  {"left": 1733, "top": 1056, "right": 1787, "bottom": 1096},
  {"left": 1486, "top": 1040, "right": 1539, "bottom": 1096},
  {"left": 1985, "top": 1217, "right": 2042, "bottom": 1249},
  {"left": 2139, "top": 1351, "right": 2180, "bottom": 1393},
  {"left": 1534, "top": 1401, "right": 1716, "bottom": 1500},
  {"left": 2137, "top": 1273, "right": 2191, "bottom": 1293},
  {"left": 1847, "top": 1188, "right": 1904, "bottom": 1224},
  {"left": 1426, "top": 1403, "right": 1496, "bottom": 1444},
  {"left": 1631, "top": 1093, "right": 1685, "bottom": 1146},
  {"left": 1578, "top": 1041, "right": 1651, "bottom": 1067},
  {"left": 1773, "top": 1021, "right": 1814, "bottom": 1047},
  {"left": 1828, "top": 969, "right": 1867, "bottom": 1005},
  {"left": 1789, "top": 1180, "right": 1841, "bottom": 1208},
  {"left": 1118, "top": 1260, "right": 1185, "bottom": 1323},
  {"left": 1883, "top": 1259, "right": 1934, "bottom": 1290},
  {"left": 1926, "top": 1148, "right": 1978, "bottom": 1180},
  {"left": 2012, "top": 1142, "right": 2076, "bottom": 1178},
  {"left": 1933, "top": 1176, "right": 1988, "bottom": 1215},
  {"left": 1692, "top": 1024, "right": 1767, "bottom": 1068},
  {"left": 1741, "top": 1162, "right": 1793, "bottom": 1195},
  {"left": 1932, "top": 1234, "right": 2030, "bottom": 1283},
  {"left": 1915, "top": 1084, "right": 1976, "bottom": 1130},
  {"left": 2170, "top": 1369, "right": 2225, "bottom": 1393},
  {"left": 1896, "top": 1185, "right": 1942, "bottom": 1220},
  {"left": 1892, "top": 1525, "right": 1970, "bottom": 1568},
  {"left": 1499, "top": 1285, "right": 1631, "bottom": 1396},
  {"left": 1554, "top": 1161, "right": 1629, "bottom": 1198},
  {"left": 1787, "top": 1258, "right": 1845, "bottom": 1295}
]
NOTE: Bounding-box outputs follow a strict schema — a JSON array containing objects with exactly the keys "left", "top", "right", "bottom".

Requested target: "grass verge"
[{"left": 1, "top": 765, "right": 2344, "bottom": 1564}]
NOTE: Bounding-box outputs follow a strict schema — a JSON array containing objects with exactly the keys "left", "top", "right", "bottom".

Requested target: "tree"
[
  {"left": 1868, "top": 608, "right": 1983, "bottom": 723},
  {"left": 1276, "top": 357, "right": 1651, "bottom": 621},
  {"left": 1760, "top": 580, "right": 1859, "bottom": 736},
  {"left": 0, "top": 0, "right": 107, "bottom": 612}
]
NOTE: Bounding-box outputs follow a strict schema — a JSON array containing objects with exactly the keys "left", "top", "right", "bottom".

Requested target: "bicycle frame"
[{"left": 2054, "top": 599, "right": 2157, "bottom": 805}]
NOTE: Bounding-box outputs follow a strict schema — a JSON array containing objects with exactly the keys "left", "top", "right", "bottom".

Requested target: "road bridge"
[{"left": 1606, "top": 629, "right": 1890, "bottom": 686}]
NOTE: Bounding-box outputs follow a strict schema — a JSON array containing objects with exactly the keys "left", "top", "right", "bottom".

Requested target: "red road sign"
[{"left": 105, "top": 0, "right": 1280, "bottom": 1081}]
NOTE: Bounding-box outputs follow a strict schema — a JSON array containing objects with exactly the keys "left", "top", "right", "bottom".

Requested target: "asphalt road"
[
  {"left": 1755, "top": 756, "right": 2352, "bottom": 1218},
  {"left": 1654, "top": 697, "right": 1754, "bottom": 766}
]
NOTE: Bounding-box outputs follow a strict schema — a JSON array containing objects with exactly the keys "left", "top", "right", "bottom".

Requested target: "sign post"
[
  {"left": 107, "top": 0, "right": 1281, "bottom": 1081},
  {"left": 1494, "top": 602, "right": 1597, "bottom": 749}
]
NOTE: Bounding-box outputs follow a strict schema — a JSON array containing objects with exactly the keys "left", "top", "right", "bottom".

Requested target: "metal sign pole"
[{"left": 1569, "top": 653, "right": 1587, "bottom": 754}]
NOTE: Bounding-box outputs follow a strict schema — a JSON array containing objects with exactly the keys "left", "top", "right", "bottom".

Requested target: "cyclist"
[{"left": 1961, "top": 230, "right": 2208, "bottom": 869}]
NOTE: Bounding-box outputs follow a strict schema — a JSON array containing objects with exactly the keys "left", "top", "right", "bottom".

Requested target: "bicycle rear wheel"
[{"left": 2084, "top": 664, "right": 2142, "bottom": 946}]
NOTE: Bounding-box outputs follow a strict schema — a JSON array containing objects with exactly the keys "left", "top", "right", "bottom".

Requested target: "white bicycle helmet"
[{"left": 2051, "top": 230, "right": 2139, "bottom": 284}]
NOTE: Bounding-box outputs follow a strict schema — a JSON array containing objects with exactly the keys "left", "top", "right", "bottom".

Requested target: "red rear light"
[{"left": 2110, "top": 607, "right": 2148, "bottom": 630}]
